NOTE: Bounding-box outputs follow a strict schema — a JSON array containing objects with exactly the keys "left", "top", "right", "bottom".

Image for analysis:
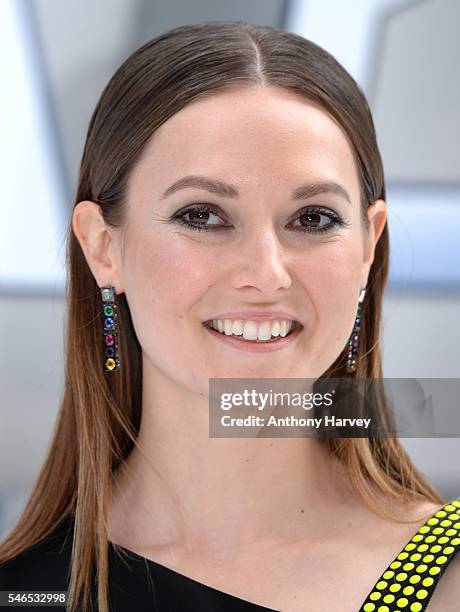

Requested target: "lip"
[
  {"left": 203, "top": 310, "right": 302, "bottom": 324},
  {"left": 203, "top": 320, "right": 303, "bottom": 353}
]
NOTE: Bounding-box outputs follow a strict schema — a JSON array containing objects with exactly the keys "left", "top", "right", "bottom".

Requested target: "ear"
[
  {"left": 361, "top": 199, "right": 388, "bottom": 287},
  {"left": 72, "top": 200, "right": 124, "bottom": 294}
]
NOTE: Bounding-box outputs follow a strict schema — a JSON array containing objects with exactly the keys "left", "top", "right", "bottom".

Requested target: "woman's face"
[{"left": 112, "top": 86, "right": 386, "bottom": 391}]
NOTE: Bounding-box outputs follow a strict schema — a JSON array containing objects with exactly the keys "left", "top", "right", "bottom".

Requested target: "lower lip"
[{"left": 203, "top": 323, "right": 302, "bottom": 353}]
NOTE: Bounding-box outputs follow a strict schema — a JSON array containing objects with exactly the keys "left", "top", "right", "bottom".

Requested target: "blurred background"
[{"left": 1, "top": 0, "right": 459, "bottom": 537}]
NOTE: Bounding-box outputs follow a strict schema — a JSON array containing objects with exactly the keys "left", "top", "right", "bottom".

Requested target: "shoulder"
[
  {"left": 0, "top": 516, "right": 74, "bottom": 591},
  {"left": 405, "top": 498, "right": 460, "bottom": 612},
  {"left": 428, "top": 498, "right": 460, "bottom": 611},
  {"left": 426, "top": 553, "right": 460, "bottom": 611}
]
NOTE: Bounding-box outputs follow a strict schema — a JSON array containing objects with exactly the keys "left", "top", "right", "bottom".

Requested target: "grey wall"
[{"left": 372, "top": 0, "right": 460, "bottom": 181}]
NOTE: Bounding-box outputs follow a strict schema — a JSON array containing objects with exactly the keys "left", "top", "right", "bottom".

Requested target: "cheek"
[
  {"left": 297, "top": 240, "right": 364, "bottom": 356},
  {"left": 299, "top": 240, "right": 362, "bottom": 300},
  {"left": 125, "top": 231, "right": 213, "bottom": 309},
  {"left": 120, "top": 230, "right": 215, "bottom": 371}
]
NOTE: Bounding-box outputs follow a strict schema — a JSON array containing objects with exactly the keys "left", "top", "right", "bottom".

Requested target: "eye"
[
  {"left": 172, "top": 205, "right": 227, "bottom": 231},
  {"left": 289, "top": 207, "right": 345, "bottom": 234},
  {"left": 170, "top": 204, "right": 347, "bottom": 234}
]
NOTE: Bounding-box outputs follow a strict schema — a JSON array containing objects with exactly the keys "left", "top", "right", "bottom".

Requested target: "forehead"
[{"left": 130, "top": 86, "right": 360, "bottom": 200}]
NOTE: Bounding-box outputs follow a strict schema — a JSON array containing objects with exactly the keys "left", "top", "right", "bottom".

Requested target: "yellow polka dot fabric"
[{"left": 359, "top": 499, "right": 460, "bottom": 611}]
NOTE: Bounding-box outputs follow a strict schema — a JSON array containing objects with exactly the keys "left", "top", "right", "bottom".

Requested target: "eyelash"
[{"left": 170, "top": 204, "right": 347, "bottom": 235}]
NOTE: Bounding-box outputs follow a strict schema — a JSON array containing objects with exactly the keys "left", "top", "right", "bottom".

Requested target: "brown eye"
[
  {"left": 171, "top": 204, "right": 347, "bottom": 235},
  {"left": 186, "top": 209, "right": 212, "bottom": 225},
  {"left": 299, "top": 211, "right": 330, "bottom": 230},
  {"left": 305, "top": 211, "right": 321, "bottom": 226},
  {"left": 290, "top": 207, "right": 345, "bottom": 234},
  {"left": 173, "top": 205, "right": 228, "bottom": 232}
]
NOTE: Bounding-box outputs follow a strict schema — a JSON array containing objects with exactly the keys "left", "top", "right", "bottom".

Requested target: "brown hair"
[{"left": 0, "top": 20, "right": 445, "bottom": 612}]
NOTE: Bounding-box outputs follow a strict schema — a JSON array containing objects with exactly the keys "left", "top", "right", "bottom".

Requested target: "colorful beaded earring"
[
  {"left": 346, "top": 287, "right": 366, "bottom": 373},
  {"left": 101, "top": 286, "right": 120, "bottom": 372}
]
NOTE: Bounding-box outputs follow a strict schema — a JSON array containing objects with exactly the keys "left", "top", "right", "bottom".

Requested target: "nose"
[{"left": 230, "top": 225, "right": 293, "bottom": 294}]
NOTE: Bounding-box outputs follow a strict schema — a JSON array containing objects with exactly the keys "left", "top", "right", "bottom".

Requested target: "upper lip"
[{"left": 203, "top": 310, "right": 303, "bottom": 325}]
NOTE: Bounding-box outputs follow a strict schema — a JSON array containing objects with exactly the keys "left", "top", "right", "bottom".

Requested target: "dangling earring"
[
  {"left": 346, "top": 287, "right": 366, "bottom": 373},
  {"left": 101, "top": 286, "right": 120, "bottom": 372}
]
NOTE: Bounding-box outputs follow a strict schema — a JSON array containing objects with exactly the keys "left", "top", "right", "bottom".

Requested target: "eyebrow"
[{"left": 160, "top": 174, "right": 351, "bottom": 204}]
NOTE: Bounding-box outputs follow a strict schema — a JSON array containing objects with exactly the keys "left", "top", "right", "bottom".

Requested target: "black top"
[{"left": 1, "top": 500, "right": 460, "bottom": 611}]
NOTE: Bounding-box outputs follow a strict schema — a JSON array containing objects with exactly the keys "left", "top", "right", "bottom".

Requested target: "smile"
[{"left": 202, "top": 320, "right": 303, "bottom": 353}]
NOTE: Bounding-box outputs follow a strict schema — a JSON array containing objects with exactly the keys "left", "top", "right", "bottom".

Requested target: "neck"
[{"left": 108, "top": 359, "right": 362, "bottom": 560}]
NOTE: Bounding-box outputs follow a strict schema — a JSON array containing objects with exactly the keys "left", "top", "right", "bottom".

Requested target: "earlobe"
[{"left": 72, "top": 200, "right": 121, "bottom": 289}]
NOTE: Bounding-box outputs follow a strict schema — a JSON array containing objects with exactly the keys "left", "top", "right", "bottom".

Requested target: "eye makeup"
[{"left": 169, "top": 202, "right": 349, "bottom": 235}]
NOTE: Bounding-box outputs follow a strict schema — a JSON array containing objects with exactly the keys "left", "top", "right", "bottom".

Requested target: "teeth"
[
  {"left": 256, "top": 321, "right": 271, "bottom": 341},
  {"left": 280, "top": 321, "right": 289, "bottom": 337},
  {"left": 230, "top": 320, "right": 243, "bottom": 335},
  {"left": 208, "top": 319, "right": 295, "bottom": 341},
  {"left": 271, "top": 321, "right": 281, "bottom": 337},
  {"left": 243, "top": 321, "right": 258, "bottom": 340}
]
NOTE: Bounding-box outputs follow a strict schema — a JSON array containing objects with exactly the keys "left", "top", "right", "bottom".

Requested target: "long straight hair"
[{"left": 0, "top": 21, "right": 445, "bottom": 612}]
